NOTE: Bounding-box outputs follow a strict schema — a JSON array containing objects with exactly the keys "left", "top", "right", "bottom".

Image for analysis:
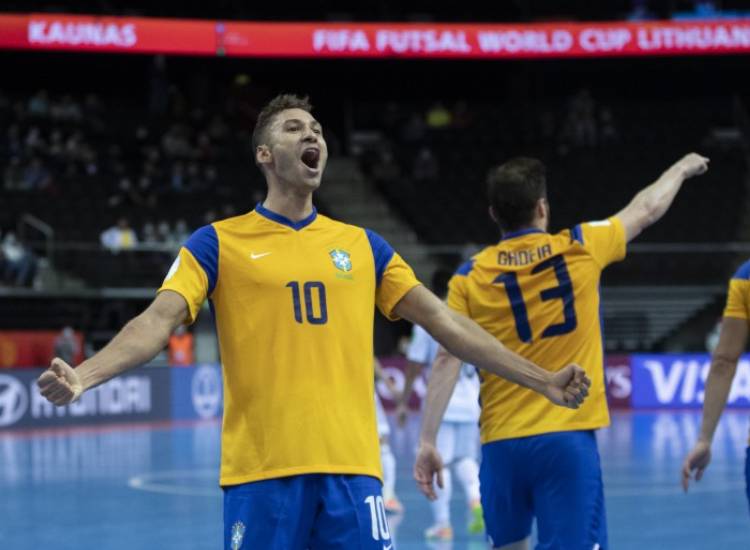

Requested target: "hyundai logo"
[
  {"left": 191, "top": 366, "right": 222, "bottom": 419},
  {"left": 0, "top": 374, "right": 28, "bottom": 427}
]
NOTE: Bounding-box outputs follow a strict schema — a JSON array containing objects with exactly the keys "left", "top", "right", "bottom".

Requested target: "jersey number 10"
[
  {"left": 286, "top": 281, "right": 328, "bottom": 325},
  {"left": 494, "top": 255, "right": 577, "bottom": 343}
]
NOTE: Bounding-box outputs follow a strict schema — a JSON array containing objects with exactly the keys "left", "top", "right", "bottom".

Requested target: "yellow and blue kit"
[
  {"left": 159, "top": 203, "right": 420, "bottom": 549},
  {"left": 449, "top": 217, "right": 627, "bottom": 549}
]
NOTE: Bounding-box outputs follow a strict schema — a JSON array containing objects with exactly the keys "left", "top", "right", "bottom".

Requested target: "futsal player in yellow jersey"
[
  {"left": 37, "top": 95, "right": 591, "bottom": 550},
  {"left": 683, "top": 260, "right": 750, "bottom": 505},
  {"left": 416, "top": 154, "right": 710, "bottom": 550}
]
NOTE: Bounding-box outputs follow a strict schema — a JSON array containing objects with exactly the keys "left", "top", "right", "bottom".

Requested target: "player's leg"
[
  {"left": 454, "top": 421, "right": 483, "bottom": 534},
  {"left": 480, "top": 438, "right": 533, "bottom": 549},
  {"left": 310, "top": 474, "right": 395, "bottom": 550},
  {"left": 425, "top": 421, "right": 456, "bottom": 540},
  {"left": 745, "top": 446, "right": 750, "bottom": 515},
  {"left": 223, "top": 475, "right": 317, "bottom": 550},
  {"left": 531, "top": 430, "right": 607, "bottom": 550},
  {"left": 375, "top": 391, "right": 402, "bottom": 513}
]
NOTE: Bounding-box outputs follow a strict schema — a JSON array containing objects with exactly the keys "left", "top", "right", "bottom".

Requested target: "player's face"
[{"left": 263, "top": 108, "right": 328, "bottom": 191}]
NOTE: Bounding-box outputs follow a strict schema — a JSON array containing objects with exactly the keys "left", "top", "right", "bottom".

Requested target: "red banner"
[
  {"left": 0, "top": 331, "right": 84, "bottom": 368},
  {"left": 2, "top": 14, "right": 750, "bottom": 59}
]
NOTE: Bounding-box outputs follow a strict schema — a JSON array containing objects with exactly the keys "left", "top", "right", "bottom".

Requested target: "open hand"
[
  {"left": 682, "top": 440, "right": 712, "bottom": 492},
  {"left": 414, "top": 441, "right": 444, "bottom": 501}
]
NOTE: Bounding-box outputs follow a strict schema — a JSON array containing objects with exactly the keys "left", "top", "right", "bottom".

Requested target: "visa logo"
[{"left": 632, "top": 354, "right": 750, "bottom": 408}]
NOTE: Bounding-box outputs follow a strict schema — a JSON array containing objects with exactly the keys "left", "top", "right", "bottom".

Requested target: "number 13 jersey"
[
  {"left": 447, "top": 217, "right": 627, "bottom": 443},
  {"left": 159, "top": 204, "right": 420, "bottom": 485}
]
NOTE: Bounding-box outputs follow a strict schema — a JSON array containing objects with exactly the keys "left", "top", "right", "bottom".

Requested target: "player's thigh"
[
  {"left": 453, "top": 421, "right": 480, "bottom": 462},
  {"left": 436, "top": 421, "right": 458, "bottom": 464},
  {"left": 223, "top": 476, "right": 317, "bottom": 550},
  {"left": 532, "top": 431, "right": 607, "bottom": 550},
  {"left": 310, "top": 474, "right": 394, "bottom": 550},
  {"left": 480, "top": 439, "right": 533, "bottom": 548}
]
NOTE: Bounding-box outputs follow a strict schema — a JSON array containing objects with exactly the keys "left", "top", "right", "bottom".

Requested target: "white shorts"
[
  {"left": 375, "top": 391, "right": 390, "bottom": 437},
  {"left": 437, "top": 421, "right": 480, "bottom": 465}
]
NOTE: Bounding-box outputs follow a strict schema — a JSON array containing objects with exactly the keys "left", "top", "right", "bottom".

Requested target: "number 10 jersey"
[
  {"left": 159, "top": 204, "right": 420, "bottom": 486},
  {"left": 447, "top": 217, "right": 627, "bottom": 443}
]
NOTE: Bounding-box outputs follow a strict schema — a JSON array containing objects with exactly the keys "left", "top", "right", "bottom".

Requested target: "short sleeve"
[
  {"left": 406, "top": 324, "right": 431, "bottom": 363},
  {"left": 366, "top": 229, "right": 421, "bottom": 320},
  {"left": 723, "top": 262, "right": 750, "bottom": 320},
  {"left": 158, "top": 225, "right": 218, "bottom": 324},
  {"left": 446, "top": 259, "right": 473, "bottom": 317},
  {"left": 576, "top": 216, "right": 627, "bottom": 269}
]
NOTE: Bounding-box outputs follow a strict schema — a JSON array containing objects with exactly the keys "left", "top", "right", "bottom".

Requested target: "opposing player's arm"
[
  {"left": 37, "top": 290, "right": 189, "bottom": 405},
  {"left": 615, "top": 153, "right": 709, "bottom": 242},
  {"left": 392, "top": 285, "right": 589, "bottom": 410},
  {"left": 682, "top": 316, "right": 748, "bottom": 490}
]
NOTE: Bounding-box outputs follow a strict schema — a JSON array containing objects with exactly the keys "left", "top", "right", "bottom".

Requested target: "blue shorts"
[
  {"left": 480, "top": 430, "right": 607, "bottom": 550},
  {"left": 223, "top": 474, "right": 395, "bottom": 550}
]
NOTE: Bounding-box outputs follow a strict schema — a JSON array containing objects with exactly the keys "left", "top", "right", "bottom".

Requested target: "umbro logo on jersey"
[{"left": 250, "top": 252, "right": 272, "bottom": 260}]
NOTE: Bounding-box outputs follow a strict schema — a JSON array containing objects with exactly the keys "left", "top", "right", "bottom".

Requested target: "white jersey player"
[{"left": 400, "top": 317, "right": 483, "bottom": 541}]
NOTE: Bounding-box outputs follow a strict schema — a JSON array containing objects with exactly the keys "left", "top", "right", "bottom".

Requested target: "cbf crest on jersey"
[
  {"left": 231, "top": 521, "right": 246, "bottom": 550},
  {"left": 329, "top": 249, "right": 352, "bottom": 272}
]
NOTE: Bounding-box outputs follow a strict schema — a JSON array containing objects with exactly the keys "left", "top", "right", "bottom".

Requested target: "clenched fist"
[{"left": 37, "top": 357, "right": 83, "bottom": 406}]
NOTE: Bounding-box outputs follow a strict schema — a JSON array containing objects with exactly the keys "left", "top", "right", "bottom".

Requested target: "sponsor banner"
[
  {"left": 2, "top": 14, "right": 750, "bottom": 58},
  {"left": 605, "top": 354, "right": 632, "bottom": 409},
  {"left": 632, "top": 353, "right": 750, "bottom": 408},
  {"left": 0, "top": 331, "right": 85, "bottom": 368},
  {"left": 0, "top": 367, "right": 171, "bottom": 429},
  {"left": 171, "top": 364, "right": 223, "bottom": 421}
]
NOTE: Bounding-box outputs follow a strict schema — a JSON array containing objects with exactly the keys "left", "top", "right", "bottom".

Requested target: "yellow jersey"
[
  {"left": 447, "top": 217, "right": 627, "bottom": 443},
  {"left": 723, "top": 261, "right": 750, "bottom": 321},
  {"left": 159, "top": 204, "right": 420, "bottom": 485}
]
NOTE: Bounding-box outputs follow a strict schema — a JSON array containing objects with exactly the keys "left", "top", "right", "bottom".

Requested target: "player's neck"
[
  {"left": 501, "top": 220, "right": 547, "bottom": 239},
  {"left": 262, "top": 187, "right": 315, "bottom": 222}
]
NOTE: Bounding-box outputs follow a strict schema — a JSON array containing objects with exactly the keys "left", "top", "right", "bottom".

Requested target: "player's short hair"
[
  {"left": 487, "top": 157, "right": 547, "bottom": 232},
  {"left": 252, "top": 94, "right": 313, "bottom": 156}
]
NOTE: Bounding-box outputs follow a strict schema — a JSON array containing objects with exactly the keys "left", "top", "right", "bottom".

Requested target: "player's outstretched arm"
[
  {"left": 393, "top": 285, "right": 590, "bottom": 409},
  {"left": 682, "top": 317, "right": 748, "bottom": 491},
  {"left": 615, "top": 153, "right": 709, "bottom": 242},
  {"left": 414, "top": 347, "right": 461, "bottom": 499},
  {"left": 37, "top": 290, "right": 189, "bottom": 406}
]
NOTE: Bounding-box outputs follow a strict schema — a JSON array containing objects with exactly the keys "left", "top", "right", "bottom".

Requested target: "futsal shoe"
[
  {"left": 384, "top": 495, "right": 404, "bottom": 514},
  {"left": 467, "top": 501, "right": 485, "bottom": 534},
  {"left": 424, "top": 523, "right": 453, "bottom": 541}
]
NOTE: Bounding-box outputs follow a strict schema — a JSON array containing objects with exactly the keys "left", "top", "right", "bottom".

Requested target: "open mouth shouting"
[{"left": 301, "top": 147, "right": 321, "bottom": 172}]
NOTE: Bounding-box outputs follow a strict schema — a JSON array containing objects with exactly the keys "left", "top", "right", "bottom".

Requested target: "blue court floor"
[{"left": 1, "top": 411, "right": 748, "bottom": 549}]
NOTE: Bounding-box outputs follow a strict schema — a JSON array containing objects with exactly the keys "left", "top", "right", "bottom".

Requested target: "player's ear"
[
  {"left": 256, "top": 145, "right": 272, "bottom": 167},
  {"left": 536, "top": 197, "right": 547, "bottom": 220}
]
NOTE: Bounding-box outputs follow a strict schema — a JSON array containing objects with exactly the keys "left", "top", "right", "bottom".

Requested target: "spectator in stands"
[
  {"left": 402, "top": 112, "right": 426, "bottom": 143},
  {"left": 149, "top": 55, "right": 169, "bottom": 116},
  {"left": 413, "top": 146, "right": 439, "bottom": 183},
  {"left": 372, "top": 149, "right": 400, "bottom": 184},
  {"left": 599, "top": 107, "right": 619, "bottom": 144},
  {"left": 1, "top": 232, "right": 37, "bottom": 287},
  {"left": 426, "top": 102, "right": 452, "bottom": 129},
  {"left": 452, "top": 100, "right": 474, "bottom": 129},
  {"left": 168, "top": 325, "right": 194, "bottom": 366},
  {"left": 53, "top": 95, "right": 83, "bottom": 122},
  {"left": 21, "top": 157, "right": 51, "bottom": 190},
  {"left": 141, "top": 222, "right": 158, "bottom": 245},
  {"left": 27, "top": 90, "right": 50, "bottom": 118},
  {"left": 173, "top": 219, "right": 191, "bottom": 245},
  {"left": 100, "top": 218, "right": 138, "bottom": 253},
  {"left": 3, "top": 156, "right": 24, "bottom": 190},
  {"left": 54, "top": 326, "right": 80, "bottom": 366}
]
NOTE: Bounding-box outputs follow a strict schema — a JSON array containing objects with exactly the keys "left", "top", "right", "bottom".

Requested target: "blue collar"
[
  {"left": 255, "top": 202, "right": 318, "bottom": 231},
  {"left": 500, "top": 227, "right": 547, "bottom": 241}
]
